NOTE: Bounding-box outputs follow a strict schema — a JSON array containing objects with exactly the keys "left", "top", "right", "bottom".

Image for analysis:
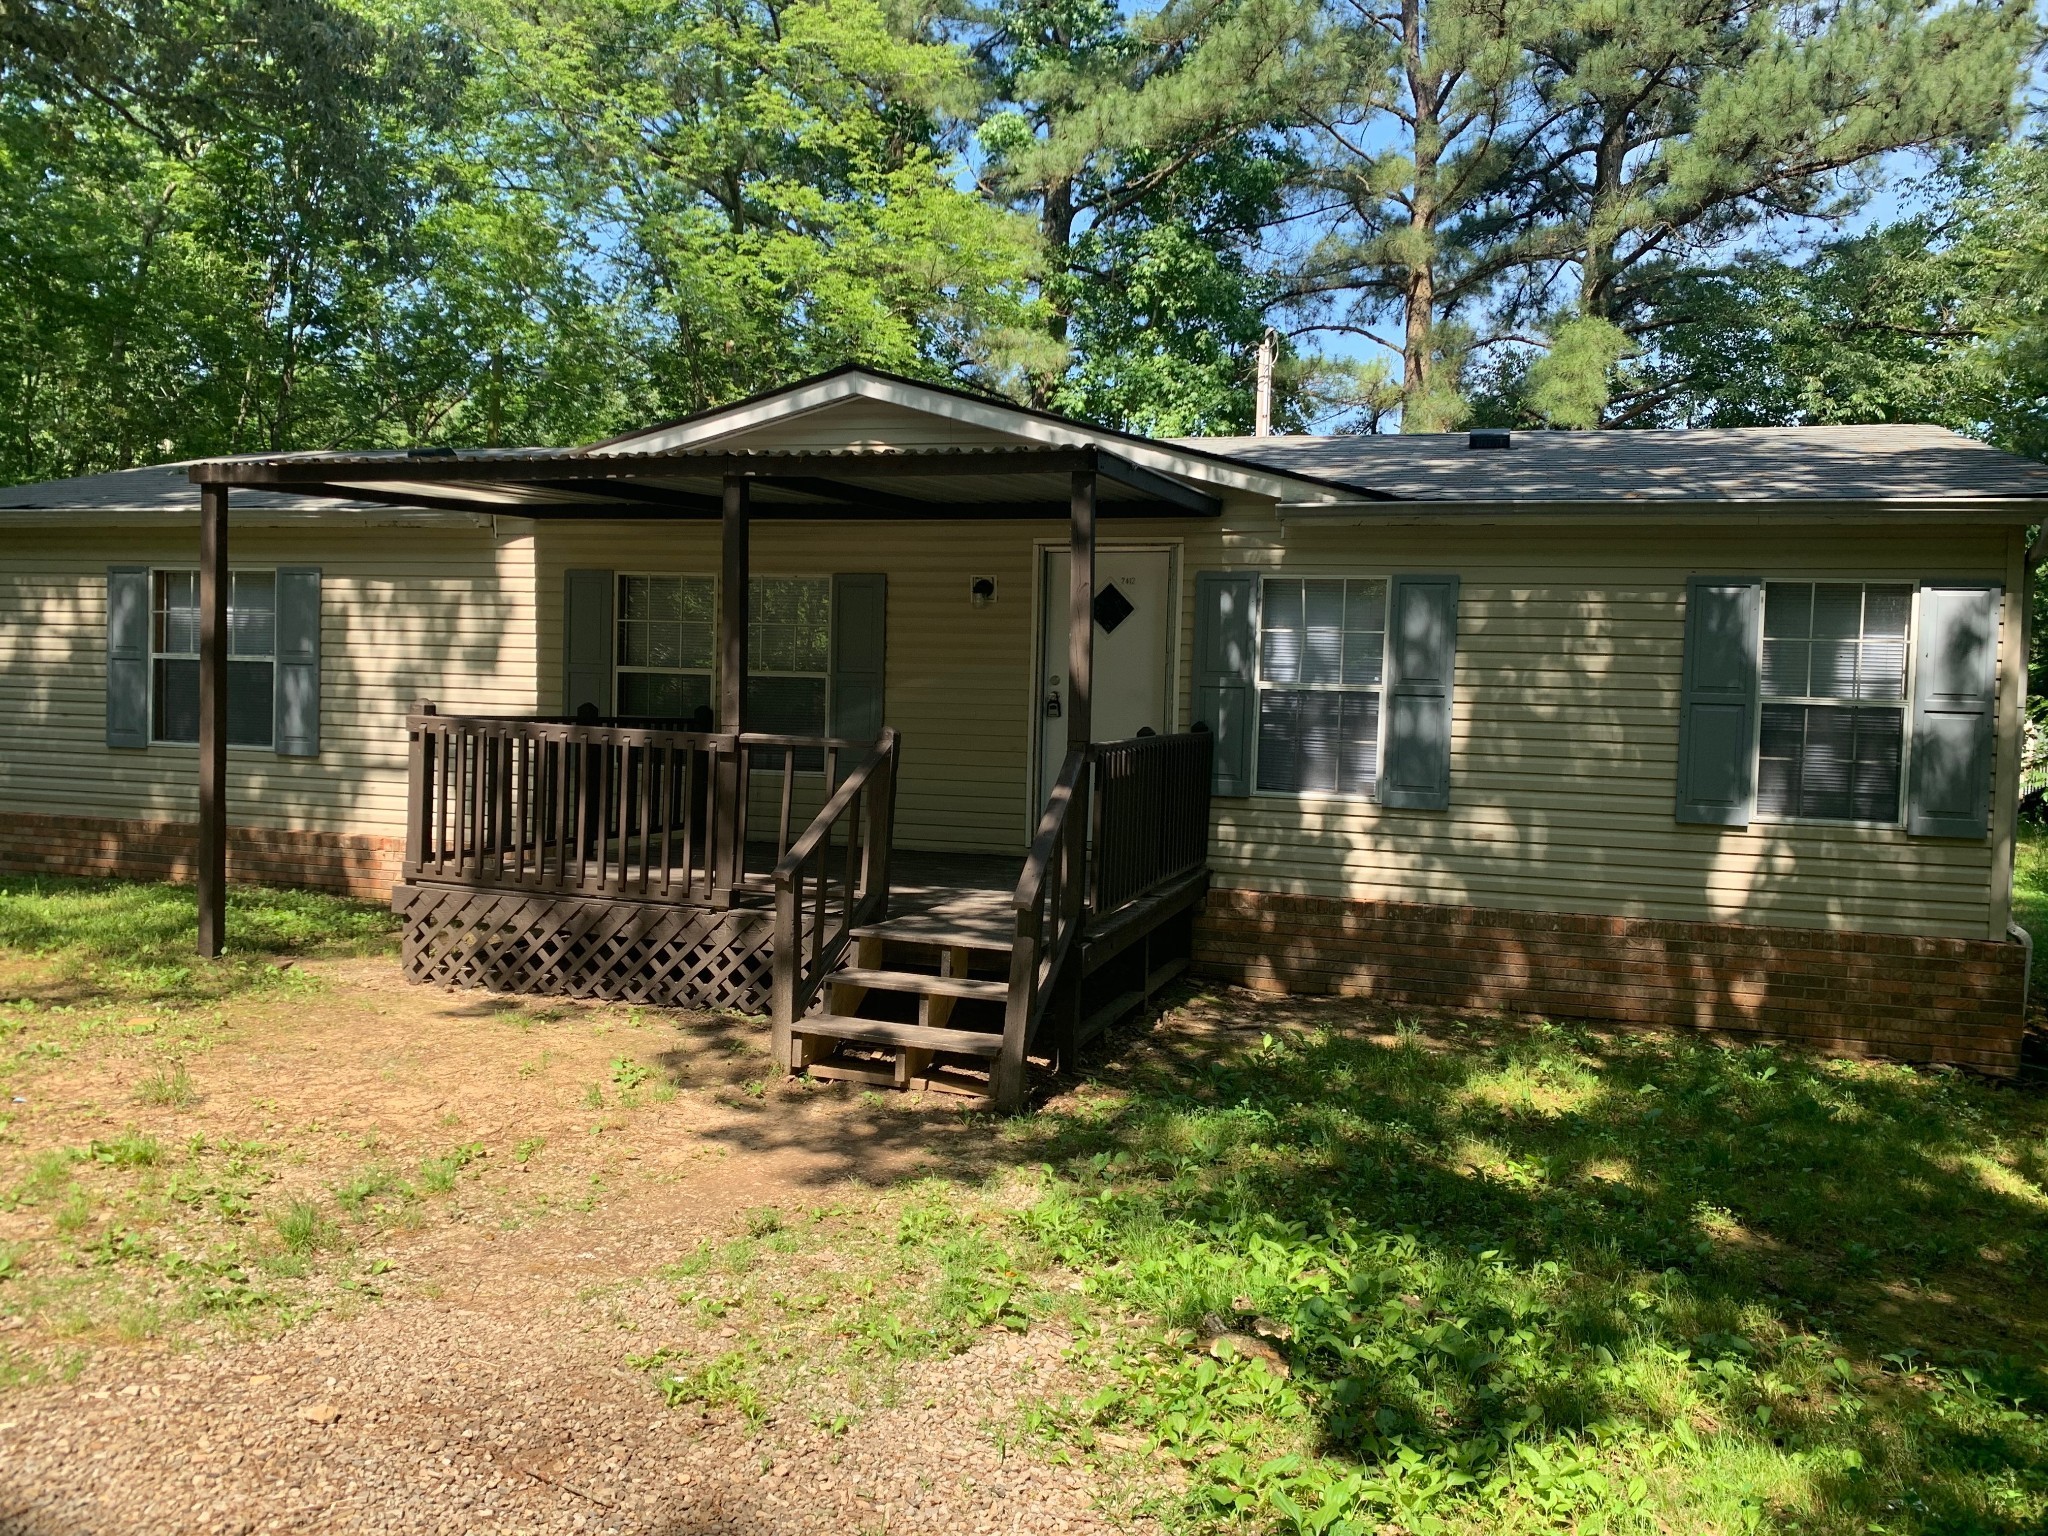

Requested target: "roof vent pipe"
[
  {"left": 1467, "top": 429, "right": 1512, "bottom": 450},
  {"left": 1254, "top": 328, "right": 1277, "bottom": 437}
]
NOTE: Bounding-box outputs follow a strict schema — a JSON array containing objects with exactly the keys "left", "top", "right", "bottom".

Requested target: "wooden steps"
[
  {"left": 798, "top": 1014, "right": 1003, "bottom": 1058},
  {"left": 848, "top": 915, "right": 1014, "bottom": 953},
  {"left": 793, "top": 858, "right": 1207, "bottom": 1105},
  {"left": 825, "top": 967, "right": 1009, "bottom": 1002},
  {"left": 796, "top": 926, "right": 1012, "bottom": 1097}
]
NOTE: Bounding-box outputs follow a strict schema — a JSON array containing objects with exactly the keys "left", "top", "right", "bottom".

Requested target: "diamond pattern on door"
[{"left": 1093, "top": 583, "right": 1136, "bottom": 634}]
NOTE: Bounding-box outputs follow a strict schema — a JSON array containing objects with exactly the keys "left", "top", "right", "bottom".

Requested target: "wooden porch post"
[
  {"left": 197, "top": 483, "right": 229, "bottom": 957},
  {"left": 1067, "top": 464, "right": 1096, "bottom": 752},
  {"left": 717, "top": 474, "right": 750, "bottom": 896}
]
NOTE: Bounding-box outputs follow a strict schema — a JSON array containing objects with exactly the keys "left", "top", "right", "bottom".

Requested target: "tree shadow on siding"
[{"left": 1208, "top": 561, "right": 2007, "bottom": 1064}]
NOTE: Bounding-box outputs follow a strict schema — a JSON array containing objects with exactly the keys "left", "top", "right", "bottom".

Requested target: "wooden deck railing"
[
  {"left": 1086, "top": 729, "right": 1214, "bottom": 913},
  {"left": 769, "top": 728, "right": 900, "bottom": 1066},
  {"left": 404, "top": 703, "right": 889, "bottom": 907},
  {"left": 405, "top": 705, "right": 735, "bottom": 904},
  {"left": 996, "top": 746, "right": 1091, "bottom": 1107}
]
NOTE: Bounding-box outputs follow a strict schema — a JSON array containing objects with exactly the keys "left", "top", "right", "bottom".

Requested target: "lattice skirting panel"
[{"left": 393, "top": 883, "right": 779, "bottom": 1014}]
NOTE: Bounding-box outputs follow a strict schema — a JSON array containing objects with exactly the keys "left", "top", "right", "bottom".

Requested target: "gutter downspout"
[
  {"left": 2014, "top": 519, "right": 2048, "bottom": 1023},
  {"left": 2010, "top": 920, "right": 2033, "bottom": 1018}
]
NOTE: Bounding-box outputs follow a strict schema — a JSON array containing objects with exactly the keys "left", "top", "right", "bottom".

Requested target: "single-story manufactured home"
[{"left": 2, "top": 365, "right": 2043, "bottom": 1101}]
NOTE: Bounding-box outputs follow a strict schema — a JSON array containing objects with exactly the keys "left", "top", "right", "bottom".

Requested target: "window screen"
[
  {"left": 615, "top": 574, "right": 714, "bottom": 723},
  {"left": 1757, "top": 581, "right": 1911, "bottom": 823},
  {"left": 151, "top": 569, "right": 275, "bottom": 747},
  {"left": 749, "top": 577, "right": 831, "bottom": 767},
  {"left": 1255, "top": 577, "right": 1387, "bottom": 795}
]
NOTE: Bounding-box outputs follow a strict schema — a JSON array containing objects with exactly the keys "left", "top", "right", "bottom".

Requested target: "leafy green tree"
[
  {"left": 484, "top": 0, "right": 1042, "bottom": 413},
  {"left": 1611, "top": 144, "right": 2048, "bottom": 455},
  {"left": 973, "top": 0, "right": 1330, "bottom": 428},
  {"left": 1499, "top": 0, "right": 2038, "bottom": 423},
  {"left": 0, "top": 0, "right": 474, "bottom": 473}
]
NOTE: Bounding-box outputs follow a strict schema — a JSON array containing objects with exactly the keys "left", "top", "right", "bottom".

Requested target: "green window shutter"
[
  {"left": 1380, "top": 575, "right": 1460, "bottom": 810},
  {"left": 105, "top": 565, "right": 149, "bottom": 748},
  {"left": 1907, "top": 582, "right": 2002, "bottom": 838},
  {"left": 1674, "top": 576, "right": 1762, "bottom": 826},
  {"left": 274, "top": 566, "right": 321, "bottom": 756},
  {"left": 829, "top": 572, "right": 887, "bottom": 742},
  {"left": 1191, "top": 571, "right": 1257, "bottom": 796},
  {"left": 563, "top": 568, "right": 613, "bottom": 716}
]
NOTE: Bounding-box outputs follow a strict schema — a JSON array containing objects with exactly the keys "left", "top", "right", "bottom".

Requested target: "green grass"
[
  {"left": 982, "top": 1013, "right": 2048, "bottom": 1535},
  {"left": 2014, "top": 827, "right": 2048, "bottom": 1009},
  {"left": 0, "top": 874, "right": 395, "bottom": 1003},
  {"left": 269, "top": 1198, "right": 336, "bottom": 1256},
  {"left": 135, "top": 1061, "right": 197, "bottom": 1108}
]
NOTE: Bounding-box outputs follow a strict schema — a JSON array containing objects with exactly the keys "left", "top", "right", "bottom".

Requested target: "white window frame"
[
  {"left": 1251, "top": 572, "right": 1391, "bottom": 803},
  {"left": 148, "top": 566, "right": 277, "bottom": 751},
  {"left": 1752, "top": 578, "right": 1919, "bottom": 831},
  {"left": 613, "top": 571, "right": 717, "bottom": 720}
]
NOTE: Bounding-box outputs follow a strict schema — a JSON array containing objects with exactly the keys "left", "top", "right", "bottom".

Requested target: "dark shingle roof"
[
  {"left": 1182, "top": 424, "right": 2048, "bottom": 503},
  {"left": 0, "top": 460, "right": 398, "bottom": 515}
]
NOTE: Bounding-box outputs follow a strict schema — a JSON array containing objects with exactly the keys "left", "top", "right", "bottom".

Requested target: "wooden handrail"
[
  {"left": 995, "top": 747, "right": 1090, "bottom": 1110},
  {"left": 769, "top": 727, "right": 900, "bottom": 1068},
  {"left": 740, "top": 730, "right": 880, "bottom": 752},
  {"left": 771, "top": 736, "right": 888, "bottom": 886}
]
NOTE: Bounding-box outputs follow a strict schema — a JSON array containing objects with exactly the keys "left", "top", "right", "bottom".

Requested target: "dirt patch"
[{"left": 0, "top": 955, "right": 1155, "bottom": 1534}]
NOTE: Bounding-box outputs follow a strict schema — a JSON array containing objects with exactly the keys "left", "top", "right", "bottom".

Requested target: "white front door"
[{"left": 1037, "top": 547, "right": 1175, "bottom": 805}]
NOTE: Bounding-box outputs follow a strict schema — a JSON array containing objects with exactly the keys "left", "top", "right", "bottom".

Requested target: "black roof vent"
[{"left": 1467, "top": 429, "right": 1512, "bottom": 450}]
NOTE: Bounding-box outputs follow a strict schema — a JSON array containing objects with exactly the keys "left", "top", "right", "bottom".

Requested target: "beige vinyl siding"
[
  {"left": 533, "top": 519, "right": 1056, "bottom": 854},
  {"left": 2, "top": 483, "right": 2018, "bottom": 944},
  {"left": 0, "top": 521, "right": 534, "bottom": 840},
  {"left": 535, "top": 508, "right": 2016, "bottom": 936},
  {"left": 1172, "top": 512, "right": 2020, "bottom": 941}
]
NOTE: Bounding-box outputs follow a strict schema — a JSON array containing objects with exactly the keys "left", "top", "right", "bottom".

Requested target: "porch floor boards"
[{"left": 865, "top": 848, "right": 1021, "bottom": 949}]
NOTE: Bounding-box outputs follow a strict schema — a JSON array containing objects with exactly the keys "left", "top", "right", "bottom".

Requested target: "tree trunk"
[
  {"left": 1400, "top": 0, "right": 1443, "bottom": 431},
  {"left": 1033, "top": 173, "right": 1076, "bottom": 408},
  {"left": 1580, "top": 108, "right": 1628, "bottom": 322}
]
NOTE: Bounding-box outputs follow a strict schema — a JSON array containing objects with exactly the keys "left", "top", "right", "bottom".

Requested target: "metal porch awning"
[{"left": 186, "top": 443, "right": 1225, "bottom": 520}]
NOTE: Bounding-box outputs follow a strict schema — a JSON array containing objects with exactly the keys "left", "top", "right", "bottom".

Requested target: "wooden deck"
[{"left": 395, "top": 712, "right": 1214, "bottom": 1111}]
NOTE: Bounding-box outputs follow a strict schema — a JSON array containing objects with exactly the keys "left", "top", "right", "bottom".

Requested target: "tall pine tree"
[{"left": 1506, "top": 0, "right": 2037, "bottom": 424}]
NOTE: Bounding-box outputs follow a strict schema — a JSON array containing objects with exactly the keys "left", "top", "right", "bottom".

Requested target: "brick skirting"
[
  {"left": 1194, "top": 889, "right": 2029, "bottom": 1076},
  {"left": 0, "top": 812, "right": 402, "bottom": 901}
]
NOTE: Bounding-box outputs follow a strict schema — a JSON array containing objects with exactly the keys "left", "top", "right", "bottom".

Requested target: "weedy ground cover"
[
  {"left": 0, "top": 874, "right": 395, "bottom": 1005},
  {"left": 2, "top": 870, "right": 2042, "bottom": 1534},
  {"left": 0, "top": 880, "right": 498, "bottom": 1378},
  {"left": 972, "top": 1011, "right": 2048, "bottom": 1535},
  {"left": 605, "top": 1001, "right": 2047, "bottom": 1534},
  {"left": 626, "top": 1185, "right": 1065, "bottom": 1430}
]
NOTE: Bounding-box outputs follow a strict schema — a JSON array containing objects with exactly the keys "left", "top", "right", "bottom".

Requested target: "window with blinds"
[
  {"left": 1757, "top": 581, "right": 1912, "bottom": 824},
  {"left": 150, "top": 569, "right": 275, "bottom": 747},
  {"left": 614, "top": 574, "right": 714, "bottom": 721},
  {"left": 1255, "top": 577, "right": 1388, "bottom": 796}
]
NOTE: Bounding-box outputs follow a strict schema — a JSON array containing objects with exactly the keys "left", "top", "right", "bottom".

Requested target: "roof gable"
[{"left": 593, "top": 365, "right": 1357, "bottom": 504}]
